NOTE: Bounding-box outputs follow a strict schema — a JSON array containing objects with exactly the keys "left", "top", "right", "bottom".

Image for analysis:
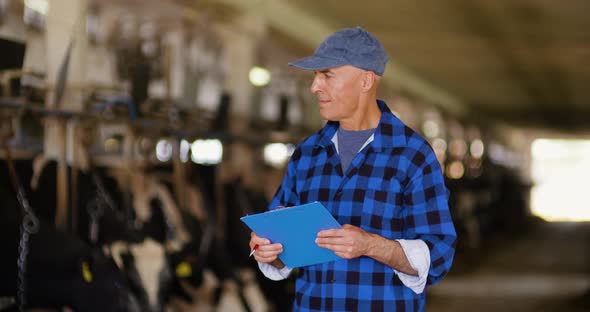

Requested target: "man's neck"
[{"left": 339, "top": 96, "right": 381, "bottom": 131}]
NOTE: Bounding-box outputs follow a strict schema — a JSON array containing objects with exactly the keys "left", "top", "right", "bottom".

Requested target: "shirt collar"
[{"left": 314, "top": 100, "right": 408, "bottom": 151}]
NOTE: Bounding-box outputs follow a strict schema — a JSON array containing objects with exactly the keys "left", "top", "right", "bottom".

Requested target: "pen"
[{"left": 249, "top": 244, "right": 259, "bottom": 257}]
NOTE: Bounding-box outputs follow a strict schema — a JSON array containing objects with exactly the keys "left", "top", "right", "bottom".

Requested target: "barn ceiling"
[
  {"left": 209, "top": 0, "right": 590, "bottom": 131},
  {"left": 118, "top": 0, "right": 590, "bottom": 132}
]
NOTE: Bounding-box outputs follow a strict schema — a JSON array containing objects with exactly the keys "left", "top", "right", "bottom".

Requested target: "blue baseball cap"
[{"left": 288, "top": 27, "right": 389, "bottom": 76}]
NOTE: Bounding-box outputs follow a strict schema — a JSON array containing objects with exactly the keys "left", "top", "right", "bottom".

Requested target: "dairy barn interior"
[{"left": 0, "top": 0, "right": 589, "bottom": 311}]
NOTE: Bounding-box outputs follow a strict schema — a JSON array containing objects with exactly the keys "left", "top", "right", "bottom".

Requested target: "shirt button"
[
  {"left": 329, "top": 278, "right": 336, "bottom": 283},
  {"left": 334, "top": 191, "right": 342, "bottom": 200}
]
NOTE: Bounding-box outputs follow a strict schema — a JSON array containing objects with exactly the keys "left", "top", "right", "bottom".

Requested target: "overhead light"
[
  {"left": 470, "top": 139, "right": 485, "bottom": 159},
  {"left": 156, "top": 140, "right": 173, "bottom": 162},
  {"left": 446, "top": 161, "right": 464, "bottom": 180},
  {"left": 249, "top": 66, "right": 271, "bottom": 87},
  {"left": 103, "top": 137, "right": 121, "bottom": 153},
  {"left": 25, "top": 0, "right": 49, "bottom": 15},
  {"left": 191, "top": 139, "right": 223, "bottom": 165},
  {"left": 422, "top": 120, "right": 440, "bottom": 138},
  {"left": 180, "top": 139, "right": 190, "bottom": 163},
  {"left": 264, "top": 143, "right": 295, "bottom": 168}
]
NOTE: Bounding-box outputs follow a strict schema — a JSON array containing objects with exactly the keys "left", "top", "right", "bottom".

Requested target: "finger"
[
  {"left": 254, "top": 253, "right": 278, "bottom": 263},
  {"left": 256, "top": 250, "right": 282, "bottom": 259},
  {"left": 250, "top": 232, "right": 271, "bottom": 248},
  {"left": 256, "top": 243, "right": 283, "bottom": 256},
  {"left": 316, "top": 236, "right": 350, "bottom": 248},
  {"left": 317, "top": 242, "right": 353, "bottom": 253},
  {"left": 258, "top": 243, "right": 283, "bottom": 252},
  {"left": 255, "top": 246, "right": 283, "bottom": 260},
  {"left": 255, "top": 237, "right": 271, "bottom": 245},
  {"left": 317, "top": 228, "right": 344, "bottom": 237},
  {"left": 315, "top": 237, "right": 349, "bottom": 246}
]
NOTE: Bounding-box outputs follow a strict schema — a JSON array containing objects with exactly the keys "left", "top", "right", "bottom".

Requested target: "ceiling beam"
[{"left": 205, "top": 0, "right": 468, "bottom": 117}]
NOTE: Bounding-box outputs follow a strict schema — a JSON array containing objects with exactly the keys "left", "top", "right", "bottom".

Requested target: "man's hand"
[
  {"left": 249, "top": 232, "right": 286, "bottom": 269},
  {"left": 316, "top": 224, "right": 418, "bottom": 275},
  {"left": 315, "top": 224, "right": 375, "bottom": 259}
]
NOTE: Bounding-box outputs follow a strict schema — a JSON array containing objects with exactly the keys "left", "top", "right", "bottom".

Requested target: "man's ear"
[{"left": 361, "top": 71, "right": 376, "bottom": 92}]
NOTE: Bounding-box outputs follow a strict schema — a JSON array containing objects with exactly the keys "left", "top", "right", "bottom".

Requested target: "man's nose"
[{"left": 310, "top": 76, "right": 321, "bottom": 94}]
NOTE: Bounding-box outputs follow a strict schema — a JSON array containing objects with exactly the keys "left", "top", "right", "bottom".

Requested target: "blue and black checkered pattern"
[{"left": 268, "top": 100, "right": 456, "bottom": 311}]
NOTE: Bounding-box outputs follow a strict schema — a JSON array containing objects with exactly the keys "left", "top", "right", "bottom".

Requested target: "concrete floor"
[
  {"left": 7, "top": 217, "right": 588, "bottom": 312},
  {"left": 187, "top": 220, "right": 590, "bottom": 311},
  {"left": 427, "top": 220, "right": 590, "bottom": 312}
]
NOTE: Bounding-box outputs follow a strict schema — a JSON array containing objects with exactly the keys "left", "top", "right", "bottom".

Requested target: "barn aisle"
[{"left": 427, "top": 220, "right": 590, "bottom": 312}]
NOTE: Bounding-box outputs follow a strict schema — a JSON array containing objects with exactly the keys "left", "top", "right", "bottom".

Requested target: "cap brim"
[{"left": 288, "top": 55, "right": 347, "bottom": 71}]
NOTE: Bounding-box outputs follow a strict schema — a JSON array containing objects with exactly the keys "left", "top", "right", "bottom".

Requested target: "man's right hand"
[{"left": 250, "top": 232, "right": 285, "bottom": 269}]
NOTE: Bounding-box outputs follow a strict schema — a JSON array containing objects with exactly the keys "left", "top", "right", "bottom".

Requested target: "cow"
[
  {"left": 1, "top": 154, "right": 207, "bottom": 311},
  {"left": 0, "top": 158, "right": 140, "bottom": 312}
]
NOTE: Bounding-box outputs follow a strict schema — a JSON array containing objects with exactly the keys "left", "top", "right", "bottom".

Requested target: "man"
[{"left": 249, "top": 27, "right": 456, "bottom": 311}]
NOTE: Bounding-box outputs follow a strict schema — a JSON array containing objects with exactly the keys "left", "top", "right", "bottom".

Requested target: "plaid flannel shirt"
[{"left": 268, "top": 100, "right": 456, "bottom": 311}]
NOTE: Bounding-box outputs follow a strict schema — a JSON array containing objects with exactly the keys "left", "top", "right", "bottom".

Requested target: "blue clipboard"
[{"left": 240, "top": 202, "right": 342, "bottom": 268}]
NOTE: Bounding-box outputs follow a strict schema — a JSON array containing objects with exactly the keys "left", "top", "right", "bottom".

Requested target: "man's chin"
[
  {"left": 318, "top": 109, "right": 331, "bottom": 121},
  {"left": 318, "top": 113, "right": 336, "bottom": 122}
]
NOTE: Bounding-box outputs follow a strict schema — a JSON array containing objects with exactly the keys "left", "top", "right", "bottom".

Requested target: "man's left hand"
[{"left": 316, "top": 224, "right": 375, "bottom": 259}]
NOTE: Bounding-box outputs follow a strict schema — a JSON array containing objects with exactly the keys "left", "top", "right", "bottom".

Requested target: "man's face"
[{"left": 310, "top": 65, "right": 365, "bottom": 122}]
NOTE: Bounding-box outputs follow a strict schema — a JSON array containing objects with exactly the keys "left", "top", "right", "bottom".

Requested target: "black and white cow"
[
  {"left": 1, "top": 154, "right": 216, "bottom": 312},
  {"left": 0, "top": 158, "right": 140, "bottom": 312}
]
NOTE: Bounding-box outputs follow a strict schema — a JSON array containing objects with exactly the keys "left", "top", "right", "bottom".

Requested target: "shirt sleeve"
[
  {"left": 393, "top": 239, "right": 430, "bottom": 294},
  {"left": 257, "top": 149, "right": 298, "bottom": 282},
  {"left": 403, "top": 141, "right": 457, "bottom": 287},
  {"left": 258, "top": 262, "right": 293, "bottom": 281}
]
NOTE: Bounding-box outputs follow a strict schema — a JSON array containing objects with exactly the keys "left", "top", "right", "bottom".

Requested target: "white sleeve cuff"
[
  {"left": 394, "top": 239, "right": 430, "bottom": 294},
  {"left": 258, "top": 262, "right": 292, "bottom": 281}
]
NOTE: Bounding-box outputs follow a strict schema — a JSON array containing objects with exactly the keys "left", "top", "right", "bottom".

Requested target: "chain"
[
  {"left": 15, "top": 187, "right": 39, "bottom": 312},
  {"left": 91, "top": 172, "right": 118, "bottom": 214},
  {"left": 86, "top": 172, "right": 121, "bottom": 244},
  {"left": 3, "top": 141, "right": 40, "bottom": 312},
  {"left": 86, "top": 198, "right": 104, "bottom": 244},
  {"left": 164, "top": 207, "right": 177, "bottom": 242}
]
